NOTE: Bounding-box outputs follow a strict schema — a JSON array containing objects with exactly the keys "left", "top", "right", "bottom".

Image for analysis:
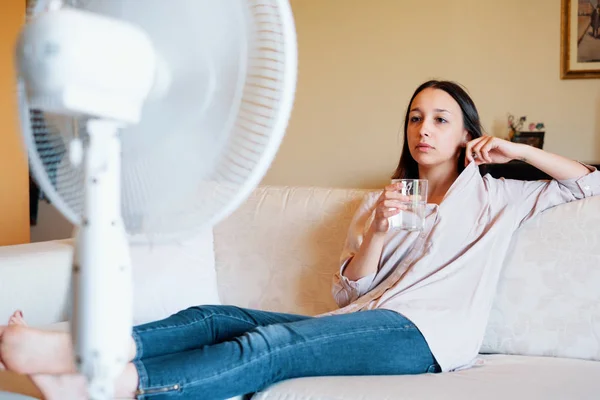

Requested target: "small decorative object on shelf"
[
  {"left": 528, "top": 122, "right": 545, "bottom": 131},
  {"left": 507, "top": 114, "right": 527, "bottom": 140},
  {"left": 507, "top": 113, "right": 545, "bottom": 149}
]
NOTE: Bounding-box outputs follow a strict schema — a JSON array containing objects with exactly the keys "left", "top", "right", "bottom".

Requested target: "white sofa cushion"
[
  {"left": 0, "top": 240, "right": 73, "bottom": 327},
  {"left": 252, "top": 355, "right": 600, "bottom": 400},
  {"left": 0, "top": 229, "right": 219, "bottom": 328},
  {"left": 214, "top": 186, "right": 370, "bottom": 316},
  {"left": 481, "top": 196, "right": 600, "bottom": 361},
  {"left": 130, "top": 228, "right": 221, "bottom": 325}
]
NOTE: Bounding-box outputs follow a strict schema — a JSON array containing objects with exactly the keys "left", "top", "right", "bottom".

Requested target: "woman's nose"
[{"left": 419, "top": 123, "right": 430, "bottom": 137}]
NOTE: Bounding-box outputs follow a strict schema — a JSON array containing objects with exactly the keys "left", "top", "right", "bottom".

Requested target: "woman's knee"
[{"left": 180, "top": 304, "right": 242, "bottom": 319}]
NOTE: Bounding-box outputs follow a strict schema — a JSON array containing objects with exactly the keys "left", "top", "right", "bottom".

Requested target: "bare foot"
[
  {"left": 0, "top": 325, "right": 76, "bottom": 375},
  {"left": 0, "top": 324, "right": 137, "bottom": 376},
  {"left": 30, "top": 364, "right": 138, "bottom": 400},
  {"left": 30, "top": 374, "right": 88, "bottom": 400},
  {"left": 0, "top": 310, "right": 27, "bottom": 370},
  {"left": 8, "top": 310, "right": 27, "bottom": 327}
]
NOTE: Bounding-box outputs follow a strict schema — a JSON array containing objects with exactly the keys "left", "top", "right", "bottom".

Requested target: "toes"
[
  {"left": 9, "top": 310, "right": 22, "bottom": 320},
  {"left": 8, "top": 310, "right": 27, "bottom": 327}
]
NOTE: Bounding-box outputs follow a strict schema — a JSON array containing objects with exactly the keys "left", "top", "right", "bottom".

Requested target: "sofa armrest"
[{"left": 0, "top": 240, "right": 73, "bottom": 327}]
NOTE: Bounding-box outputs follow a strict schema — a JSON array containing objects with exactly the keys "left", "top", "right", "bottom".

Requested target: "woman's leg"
[
  {"left": 0, "top": 305, "right": 308, "bottom": 375},
  {"left": 134, "top": 310, "right": 439, "bottom": 399},
  {"left": 133, "top": 305, "right": 310, "bottom": 360}
]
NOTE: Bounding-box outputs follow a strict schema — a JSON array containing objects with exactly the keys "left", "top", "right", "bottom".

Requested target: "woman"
[{"left": 1, "top": 80, "right": 598, "bottom": 399}]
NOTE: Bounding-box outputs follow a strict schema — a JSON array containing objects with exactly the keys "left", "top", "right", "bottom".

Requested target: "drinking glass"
[{"left": 388, "top": 179, "right": 428, "bottom": 231}]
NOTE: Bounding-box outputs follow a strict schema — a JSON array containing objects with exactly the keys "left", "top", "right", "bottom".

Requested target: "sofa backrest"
[
  {"left": 480, "top": 195, "right": 600, "bottom": 361},
  {"left": 0, "top": 229, "right": 219, "bottom": 327},
  {"left": 214, "top": 186, "right": 600, "bottom": 360},
  {"left": 214, "top": 186, "right": 369, "bottom": 316}
]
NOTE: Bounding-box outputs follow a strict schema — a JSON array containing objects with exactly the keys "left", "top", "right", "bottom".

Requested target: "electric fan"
[{"left": 16, "top": 0, "right": 297, "bottom": 398}]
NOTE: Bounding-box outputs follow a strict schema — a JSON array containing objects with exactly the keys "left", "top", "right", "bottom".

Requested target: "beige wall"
[
  {"left": 29, "top": 0, "right": 600, "bottom": 242},
  {"left": 262, "top": 0, "right": 600, "bottom": 189},
  {"left": 0, "top": 0, "right": 29, "bottom": 245}
]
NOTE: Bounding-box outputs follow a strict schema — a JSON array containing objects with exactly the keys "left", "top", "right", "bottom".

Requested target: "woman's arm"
[
  {"left": 342, "top": 225, "right": 386, "bottom": 281},
  {"left": 516, "top": 145, "right": 590, "bottom": 181},
  {"left": 343, "top": 183, "right": 409, "bottom": 281},
  {"left": 332, "top": 186, "right": 409, "bottom": 307},
  {"left": 467, "top": 135, "right": 599, "bottom": 226},
  {"left": 466, "top": 135, "right": 591, "bottom": 181}
]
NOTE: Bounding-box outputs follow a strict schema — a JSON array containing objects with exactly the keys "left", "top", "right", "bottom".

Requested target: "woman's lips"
[{"left": 416, "top": 143, "right": 433, "bottom": 151}]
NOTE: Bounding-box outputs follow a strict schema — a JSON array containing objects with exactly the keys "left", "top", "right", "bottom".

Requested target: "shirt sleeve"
[
  {"left": 486, "top": 164, "right": 600, "bottom": 227},
  {"left": 331, "top": 192, "right": 379, "bottom": 308}
]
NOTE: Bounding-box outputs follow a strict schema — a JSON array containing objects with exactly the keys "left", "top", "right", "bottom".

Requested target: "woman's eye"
[
  {"left": 435, "top": 117, "right": 447, "bottom": 123},
  {"left": 410, "top": 116, "right": 421, "bottom": 123}
]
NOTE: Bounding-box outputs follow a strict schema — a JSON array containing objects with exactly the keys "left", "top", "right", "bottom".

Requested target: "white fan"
[{"left": 16, "top": 0, "right": 297, "bottom": 398}]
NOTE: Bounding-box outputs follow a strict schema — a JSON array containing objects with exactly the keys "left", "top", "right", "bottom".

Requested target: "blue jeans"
[{"left": 131, "top": 305, "right": 439, "bottom": 399}]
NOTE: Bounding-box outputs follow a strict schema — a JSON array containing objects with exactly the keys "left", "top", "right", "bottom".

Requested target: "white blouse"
[{"left": 322, "top": 161, "right": 600, "bottom": 372}]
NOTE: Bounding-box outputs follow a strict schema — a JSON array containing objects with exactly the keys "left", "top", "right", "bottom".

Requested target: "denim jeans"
[{"left": 131, "top": 305, "right": 439, "bottom": 399}]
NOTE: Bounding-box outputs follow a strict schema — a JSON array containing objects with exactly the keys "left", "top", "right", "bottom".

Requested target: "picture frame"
[
  {"left": 561, "top": 0, "right": 600, "bottom": 79},
  {"left": 510, "top": 132, "right": 545, "bottom": 149}
]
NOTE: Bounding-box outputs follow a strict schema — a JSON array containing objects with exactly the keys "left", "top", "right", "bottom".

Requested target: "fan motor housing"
[{"left": 16, "top": 8, "right": 156, "bottom": 123}]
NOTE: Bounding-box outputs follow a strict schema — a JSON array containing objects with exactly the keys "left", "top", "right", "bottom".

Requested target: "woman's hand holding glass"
[{"left": 371, "top": 182, "right": 411, "bottom": 234}]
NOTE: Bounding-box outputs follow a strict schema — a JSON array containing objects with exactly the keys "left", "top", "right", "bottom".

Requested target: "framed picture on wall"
[{"left": 561, "top": 0, "right": 600, "bottom": 79}]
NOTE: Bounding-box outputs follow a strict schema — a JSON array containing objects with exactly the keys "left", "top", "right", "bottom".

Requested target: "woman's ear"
[{"left": 463, "top": 131, "right": 473, "bottom": 145}]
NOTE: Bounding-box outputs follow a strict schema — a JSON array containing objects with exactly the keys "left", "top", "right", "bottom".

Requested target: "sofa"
[{"left": 0, "top": 185, "right": 599, "bottom": 399}]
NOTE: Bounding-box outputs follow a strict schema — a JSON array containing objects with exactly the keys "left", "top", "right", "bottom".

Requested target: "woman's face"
[{"left": 406, "top": 88, "right": 469, "bottom": 169}]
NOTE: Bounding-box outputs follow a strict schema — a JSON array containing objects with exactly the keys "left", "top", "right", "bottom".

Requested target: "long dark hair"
[{"left": 391, "top": 80, "right": 484, "bottom": 179}]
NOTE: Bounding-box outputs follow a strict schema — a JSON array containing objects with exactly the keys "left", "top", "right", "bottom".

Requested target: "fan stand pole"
[{"left": 72, "top": 119, "right": 133, "bottom": 400}]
